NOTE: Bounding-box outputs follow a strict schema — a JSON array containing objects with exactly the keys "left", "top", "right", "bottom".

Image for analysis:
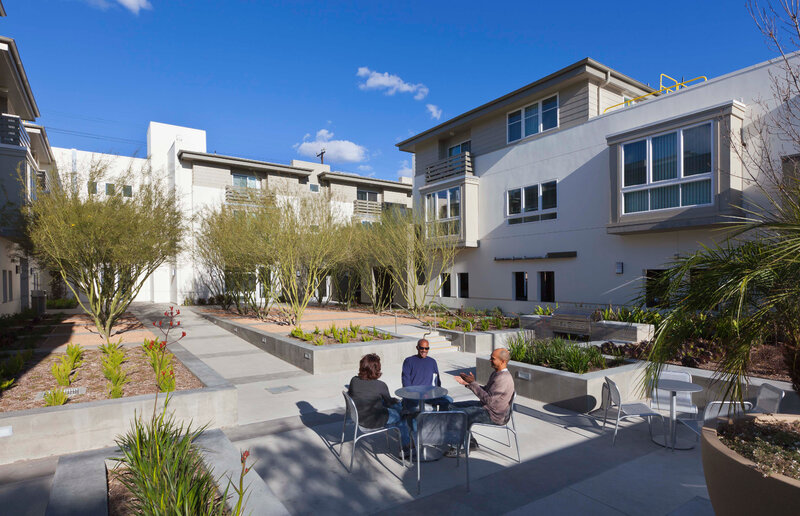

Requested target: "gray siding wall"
[
  {"left": 193, "top": 163, "right": 231, "bottom": 189},
  {"left": 414, "top": 141, "right": 438, "bottom": 177}
]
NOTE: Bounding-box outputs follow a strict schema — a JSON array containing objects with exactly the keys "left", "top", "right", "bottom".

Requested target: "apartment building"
[
  {"left": 398, "top": 56, "right": 789, "bottom": 312},
  {"left": 53, "top": 121, "right": 413, "bottom": 305},
  {"left": 0, "top": 2, "right": 55, "bottom": 315}
]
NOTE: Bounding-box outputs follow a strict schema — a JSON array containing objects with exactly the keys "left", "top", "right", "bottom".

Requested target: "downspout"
[{"left": 598, "top": 70, "right": 611, "bottom": 116}]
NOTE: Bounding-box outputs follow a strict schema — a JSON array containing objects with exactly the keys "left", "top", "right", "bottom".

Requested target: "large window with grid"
[
  {"left": 425, "top": 186, "right": 461, "bottom": 236},
  {"left": 506, "top": 180, "right": 557, "bottom": 224},
  {"left": 621, "top": 122, "right": 713, "bottom": 214},
  {"left": 508, "top": 95, "right": 558, "bottom": 143}
]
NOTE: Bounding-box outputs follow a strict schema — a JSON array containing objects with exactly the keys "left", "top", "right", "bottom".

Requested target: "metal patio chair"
[
  {"left": 340, "top": 391, "right": 405, "bottom": 472},
  {"left": 416, "top": 411, "right": 469, "bottom": 494},
  {"left": 679, "top": 400, "right": 753, "bottom": 440},
  {"left": 603, "top": 377, "right": 667, "bottom": 447},
  {"left": 468, "top": 391, "right": 520, "bottom": 463},
  {"left": 751, "top": 383, "right": 785, "bottom": 414},
  {"left": 650, "top": 370, "right": 699, "bottom": 417}
]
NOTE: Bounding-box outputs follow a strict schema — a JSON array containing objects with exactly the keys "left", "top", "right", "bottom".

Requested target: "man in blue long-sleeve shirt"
[{"left": 402, "top": 339, "right": 451, "bottom": 412}]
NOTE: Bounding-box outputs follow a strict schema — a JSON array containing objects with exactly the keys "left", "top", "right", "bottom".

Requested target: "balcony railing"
[
  {"left": 425, "top": 151, "right": 473, "bottom": 184},
  {"left": 225, "top": 185, "right": 271, "bottom": 205},
  {"left": 353, "top": 199, "right": 382, "bottom": 216},
  {"left": 0, "top": 113, "right": 30, "bottom": 148}
]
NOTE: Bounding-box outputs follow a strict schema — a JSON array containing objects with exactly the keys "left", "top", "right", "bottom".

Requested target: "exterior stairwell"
[{"left": 375, "top": 324, "right": 460, "bottom": 353}]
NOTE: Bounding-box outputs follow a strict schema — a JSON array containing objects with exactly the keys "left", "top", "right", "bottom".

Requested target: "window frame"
[
  {"left": 122, "top": 185, "right": 133, "bottom": 198},
  {"left": 356, "top": 189, "right": 378, "bottom": 202},
  {"left": 448, "top": 140, "right": 471, "bottom": 157},
  {"left": 513, "top": 271, "right": 528, "bottom": 301},
  {"left": 424, "top": 186, "right": 462, "bottom": 236},
  {"left": 232, "top": 173, "right": 260, "bottom": 189},
  {"left": 539, "top": 271, "right": 555, "bottom": 303},
  {"left": 440, "top": 273, "right": 451, "bottom": 298},
  {"left": 507, "top": 93, "right": 560, "bottom": 144},
  {"left": 620, "top": 121, "right": 715, "bottom": 215},
  {"left": 105, "top": 183, "right": 115, "bottom": 195},
  {"left": 457, "top": 272, "right": 469, "bottom": 299},
  {"left": 505, "top": 179, "right": 558, "bottom": 225}
]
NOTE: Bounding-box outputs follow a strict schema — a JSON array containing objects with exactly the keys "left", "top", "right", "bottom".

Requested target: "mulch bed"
[
  {"left": 0, "top": 347, "right": 203, "bottom": 412},
  {"left": 718, "top": 417, "right": 800, "bottom": 480}
]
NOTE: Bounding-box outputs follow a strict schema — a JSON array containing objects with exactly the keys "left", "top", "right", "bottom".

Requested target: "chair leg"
[
  {"left": 395, "top": 428, "right": 405, "bottom": 467},
  {"left": 602, "top": 384, "right": 609, "bottom": 429},
  {"left": 612, "top": 412, "right": 621, "bottom": 446},
  {"left": 603, "top": 405, "right": 609, "bottom": 429},
  {"left": 647, "top": 415, "right": 654, "bottom": 441},
  {"left": 465, "top": 436, "right": 470, "bottom": 492},
  {"left": 511, "top": 428, "right": 521, "bottom": 463},
  {"left": 350, "top": 430, "right": 359, "bottom": 472},
  {"left": 661, "top": 417, "right": 668, "bottom": 448},
  {"left": 416, "top": 438, "right": 421, "bottom": 495},
  {"left": 340, "top": 417, "right": 347, "bottom": 454}
]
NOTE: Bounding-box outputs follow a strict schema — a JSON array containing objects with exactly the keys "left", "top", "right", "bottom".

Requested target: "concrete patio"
[{"left": 0, "top": 303, "right": 713, "bottom": 515}]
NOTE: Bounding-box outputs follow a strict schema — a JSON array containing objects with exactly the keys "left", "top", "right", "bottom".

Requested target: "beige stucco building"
[{"left": 398, "top": 56, "right": 792, "bottom": 312}]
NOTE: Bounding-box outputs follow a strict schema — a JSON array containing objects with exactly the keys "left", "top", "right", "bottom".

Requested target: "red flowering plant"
[{"left": 142, "top": 306, "right": 186, "bottom": 392}]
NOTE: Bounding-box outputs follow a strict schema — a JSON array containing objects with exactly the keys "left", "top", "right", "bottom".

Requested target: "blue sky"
[{"left": 4, "top": 0, "right": 777, "bottom": 180}]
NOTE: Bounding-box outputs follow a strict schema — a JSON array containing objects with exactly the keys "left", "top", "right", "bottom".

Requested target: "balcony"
[
  {"left": 353, "top": 199, "right": 382, "bottom": 217},
  {"left": 425, "top": 151, "right": 473, "bottom": 184},
  {"left": 0, "top": 113, "right": 30, "bottom": 148},
  {"left": 224, "top": 185, "right": 269, "bottom": 205}
]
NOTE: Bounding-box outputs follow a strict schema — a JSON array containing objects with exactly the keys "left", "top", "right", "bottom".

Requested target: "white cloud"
[
  {"left": 293, "top": 129, "right": 367, "bottom": 163},
  {"left": 426, "top": 104, "right": 442, "bottom": 120},
  {"left": 83, "top": 0, "right": 152, "bottom": 14},
  {"left": 357, "top": 67, "right": 429, "bottom": 100},
  {"left": 397, "top": 160, "right": 413, "bottom": 177},
  {"left": 357, "top": 165, "right": 373, "bottom": 172}
]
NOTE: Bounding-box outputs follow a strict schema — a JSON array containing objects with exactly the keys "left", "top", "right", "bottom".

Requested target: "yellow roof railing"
[{"left": 603, "top": 75, "right": 708, "bottom": 114}]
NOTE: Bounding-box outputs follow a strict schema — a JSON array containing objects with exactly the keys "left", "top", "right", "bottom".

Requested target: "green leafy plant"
[
  {"left": 111, "top": 396, "right": 230, "bottom": 515},
  {"left": 312, "top": 336, "right": 324, "bottom": 346},
  {"left": 480, "top": 319, "right": 490, "bottom": 331},
  {"left": 361, "top": 335, "right": 373, "bottom": 342},
  {"left": 506, "top": 334, "right": 609, "bottom": 374},
  {"left": 51, "top": 356, "right": 73, "bottom": 386},
  {"left": 289, "top": 327, "right": 305, "bottom": 339},
  {"left": 44, "top": 389, "right": 68, "bottom": 406},
  {"left": 66, "top": 343, "right": 84, "bottom": 369},
  {"left": 0, "top": 378, "right": 15, "bottom": 391}
]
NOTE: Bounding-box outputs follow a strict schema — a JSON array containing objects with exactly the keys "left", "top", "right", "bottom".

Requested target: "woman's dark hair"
[{"left": 358, "top": 353, "right": 382, "bottom": 380}]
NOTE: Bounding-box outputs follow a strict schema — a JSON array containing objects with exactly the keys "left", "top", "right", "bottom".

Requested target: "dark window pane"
[
  {"left": 541, "top": 96, "right": 558, "bottom": 130},
  {"left": 681, "top": 179, "right": 711, "bottom": 206},
  {"left": 437, "top": 190, "right": 448, "bottom": 219},
  {"left": 508, "top": 189, "right": 521, "bottom": 215},
  {"left": 461, "top": 140, "right": 471, "bottom": 153},
  {"left": 508, "top": 217, "right": 523, "bottom": 225},
  {"left": 645, "top": 269, "right": 668, "bottom": 308},
  {"left": 449, "top": 187, "right": 460, "bottom": 218},
  {"left": 105, "top": 183, "right": 115, "bottom": 195},
  {"left": 524, "top": 104, "right": 539, "bottom": 136},
  {"left": 539, "top": 271, "right": 554, "bottom": 302},
  {"left": 514, "top": 272, "right": 528, "bottom": 301},
  {"left": 623, "top": 140, "right": 647, "bottom": 186},
  {"left": 523, "top": 185, "right": 538, "bottom": 212},
  {"left": 683, "top": 124, "right": 711, "bottom": 176},
  {"left": 541, "top": 181, "right": 557, "bottom": 210},
  {"left": 540, "top": 212, "right": 557, "bottom": 221},
  {"left": 523, "top": 215, "right": 540, "bottom": 223},
  {"left": 508, "top": 111, "right": 522, "bottom": 141},
  {"left": 458, "top": 272, "right": 469, "bottom": 298},
  {"left": 88, "top": 181, "right": 97, "bottom": 194},
  {"left": 650, "top": 184, "right": 679, "bottom": 210},
  {"left": 624, "top": 190, "right": 648, "bottom": 213},
  {"left": 441, "top": 274, "right": 451, "bottom": 297},
  {"left": 123, "top": 185, "right": 133, "bottom": 198},
  {"left": 652, "top": 132, "right": 677, "bottom": 181}
]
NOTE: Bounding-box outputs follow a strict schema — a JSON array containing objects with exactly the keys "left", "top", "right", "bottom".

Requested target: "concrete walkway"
[{"left": 0, "top": 303, "right": 713, "bottom": 515}]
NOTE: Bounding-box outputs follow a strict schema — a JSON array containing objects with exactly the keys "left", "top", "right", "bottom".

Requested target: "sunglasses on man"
[{"left": 417, "top": 346, "right": 429, "bottom": 351}]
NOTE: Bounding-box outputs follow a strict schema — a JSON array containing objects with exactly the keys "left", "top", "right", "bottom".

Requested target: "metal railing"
[
  {"left": 603, "top": 76, "right": 708, "bottom": 114},
  {"left": 425, "top": 151, "right": 473, "bottom": 184},
  {"left": 0, "top": 113, "right": 30, "bottom": 148}
]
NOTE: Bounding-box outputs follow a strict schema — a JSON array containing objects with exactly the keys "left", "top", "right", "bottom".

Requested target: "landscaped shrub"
[
  {"left": 506, "top": 333, "right": 607, "bottom": 374},
  {"left": 66, "top": 343, "right": 84, "bottom": 369},
  {"left": 51, "top": 356, "right": 74, "bottom": 386},
  {"left": 0, "top": 350, "right": 33, "bottom": 392},
  {"left": 46, "top": 298, "right": 78, "bottom": 309},
  {"left": 101, "top": 340, "right": 129, "bottom": 398},
  {"left": 43, "top": 389, "right": 68, "bottom": 406},
  {"left": 144, "top": 306, "right": 187, "bottom": 393}
]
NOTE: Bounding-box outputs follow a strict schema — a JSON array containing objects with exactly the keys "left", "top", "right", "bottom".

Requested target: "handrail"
[
  {"left": 603, "top": 76, "right": 708, "bottom": 114},
  {"left": 659, "top": 73, "right": 680, "bottom": 92}
]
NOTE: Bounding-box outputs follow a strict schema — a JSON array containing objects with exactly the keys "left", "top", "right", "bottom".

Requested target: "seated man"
[
  {"left": 446, "top": 348, "right": 515, "bottom": 456},
  {"left": 401, "top": 338, "right": 451, "bottom": 411}
]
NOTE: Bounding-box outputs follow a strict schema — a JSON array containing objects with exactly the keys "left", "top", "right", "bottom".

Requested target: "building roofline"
[
  {"left": 23, "top": 122, "right": 55, "bottom": 165},
  {"left": 0, "top": 36, "right": 39, "bottom": 119},
  {"left": 318, "top": 171, "right": 413, "bottom": 190},
  {"left": 0, "top": 1, "right": 7, "bottom": 17},
  {"left": 178, "top": 150, "right": 314, "bottom": 176},
  {"left": 396, "top": 57, "right": 653, "bottom": 151}
]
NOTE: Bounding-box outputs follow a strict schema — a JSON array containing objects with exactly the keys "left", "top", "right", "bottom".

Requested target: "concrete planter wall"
[
  {"left": 702, "top": 414, "right": 800, "bottom": 516},
  {"left": 198, "top": 311, "right": 417, "bottom": 375},
  {"left": 476, "top": 356, "right": 644, "bottom": 413},
  {"left": 0, "top": 343, "right": 237, "bottom": 465},
  {"left": 435, "top": 327, "right": 521, "bottom": 354},
  {"left": 520, "top": 315, "right": 654, "bottom": 342}
]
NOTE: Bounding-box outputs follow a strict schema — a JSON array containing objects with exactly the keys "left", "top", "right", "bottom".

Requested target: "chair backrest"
[
  {"left": 702, "top": 401, "right": 753, "bottom": 422},
  {"left": 342, "top": 391, "right": 359, "bottom": 426},
  {"left": 417, "top": 411, "right": 468, "bottom": 448},
  {"left": 605, "top": 377, "right": 621, "bottom": 407},
  {"left": 755, "top": 383, "right": 785, "bottom": 413},
  {"left": 652, "top": 370, "right": 693, "bottom": 409},
  {"left": 501, "top": 392, "right": 517, "bottom": 425}
]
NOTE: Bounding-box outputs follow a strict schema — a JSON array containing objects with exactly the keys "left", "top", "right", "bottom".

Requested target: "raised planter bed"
[
  {"left": 196, "top": 310, "right": 417, "bottom": 375},
  {"left": 476, "top": 355, "right": 643, "bottom": 413},
  {"left": 520, "top": 314, "right": 654, "bottom": 342},
  {"left": 0, "top": 342, "right": 237, "bottom": 465},
  {"left": 435, "top": 327, "right": 521, "bottom": 354}
]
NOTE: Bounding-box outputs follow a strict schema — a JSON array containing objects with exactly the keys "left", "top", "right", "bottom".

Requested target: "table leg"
[{"left": 670, "top": 391, "right": 677, "bottom": 451}]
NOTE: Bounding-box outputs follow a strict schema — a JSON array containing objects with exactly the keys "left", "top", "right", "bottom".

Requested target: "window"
[
  {"left": 309, "top": 183, "right": 320, "bottom": 193},
  {"left": 440, "top": 273, "right": 451, "bottom": 297},
  {"left": 232, "top": 174, "right": 260, "bottom": 189},
  {"left": 621, "top": 122, "right": 713, "bottom": 214},
  {"left": 424, "top": 186, "right": 461, "bottom": 236},
  {"left": 513, "top": 272, "right": 528, "bottom": 301},
  {"left": 508, "top": 95, "right": 558, "bottom": 143},
  {"left": 506, "top": 180, "right": 557, "bottom": 224},
  {"left": 2, "top": 270, "right": 6, "bottom": 303},
  {"left": 105, "top": 183, "right": 115, "bottom": 195},
  {"left": 539, "top": 271, "right": 554, "bottom": 302},
  {"left": 122, "top": 185, "right": 133, "bottom": 198},
  {"left": 357, "top": 190, "right": 378, "bottom": 202},
  {"left": 458, "top": 272, "right": 469, "bottom": 298},
  {"left": 7, "top": 270, "right": 11, "bottom": 301},
  {"left": 448, "top": 140, "right": 471, "bottom": 157},
  {"left": 88, "top": 181, "right": 97, "bottom": 195}
]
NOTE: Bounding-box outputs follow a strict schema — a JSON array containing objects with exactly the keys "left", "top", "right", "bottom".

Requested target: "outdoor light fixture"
[{"left": 615, "top": 262, "right": 624, "bottom": 274}]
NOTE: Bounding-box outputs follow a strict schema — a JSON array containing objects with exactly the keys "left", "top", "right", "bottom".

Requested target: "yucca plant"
[
  {"left": 65, "top": 343, "right": 84, "bottom": 369},
  {"left": 44, "top": 389, "right": 68, "bottom": 406},
  {"left": 51, "top": 356, "right": 73, "bottom": 386}
]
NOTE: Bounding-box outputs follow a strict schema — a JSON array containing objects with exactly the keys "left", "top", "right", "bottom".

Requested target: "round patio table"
[
  {"left": 395, "top": 385, "right": 449, "bottom": 461},
  {"left": 655, "top": 379, "right": 703, "bottom": 451}
]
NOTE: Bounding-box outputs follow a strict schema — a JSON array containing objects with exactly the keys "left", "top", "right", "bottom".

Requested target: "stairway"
[{"left": 378, "top": 324, "right": 459, "bottom": 354}]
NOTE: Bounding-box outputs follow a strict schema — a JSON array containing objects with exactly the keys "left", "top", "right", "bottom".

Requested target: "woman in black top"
[{"left": 348, "top": 353, "right": 410, "bottom": 448}]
